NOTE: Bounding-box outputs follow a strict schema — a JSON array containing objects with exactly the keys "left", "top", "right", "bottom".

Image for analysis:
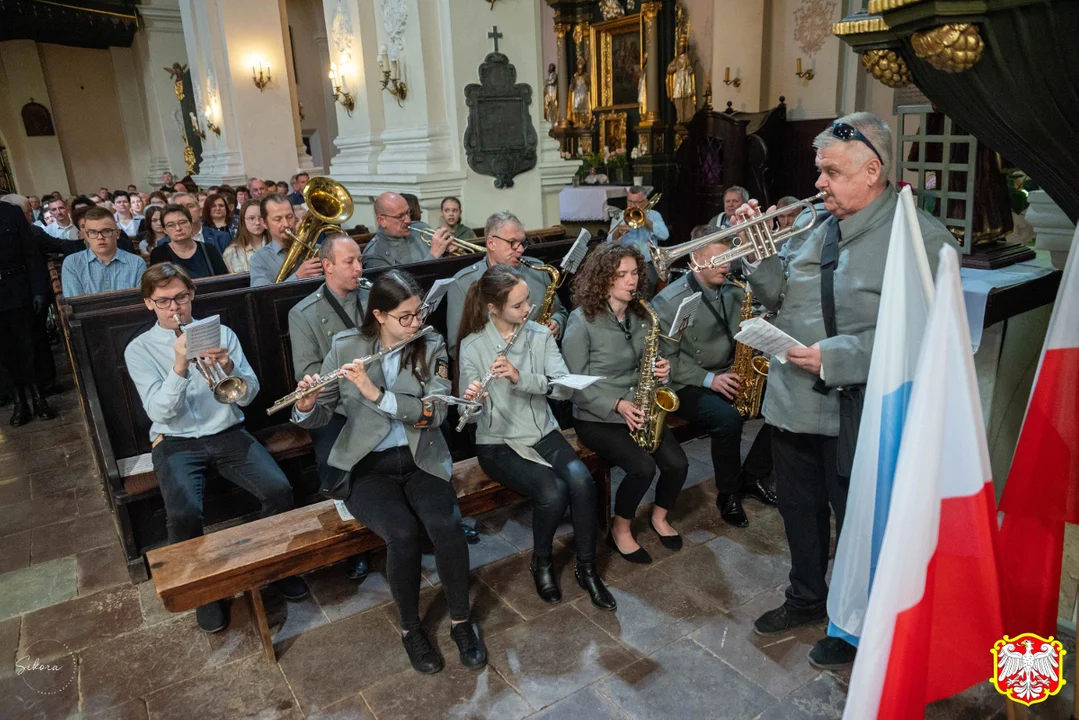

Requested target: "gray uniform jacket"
[
  {"left": 445, "top": 258, "right": 569, "bottom": 356},
  {"left": 562, "top": 306, "right": 660, "bottom": 424},
  {"left": 459, "top": 320, "right": 572, "bottom": 447},
  {"left": 652, "top": 273, "right": 742, "bottom": 391},
  {"left": 287, "top": 282, "right": 371, "bottom": 381},
  {"left": 361, "top": 228, "right": 432, "bottom": 270},
  {"left": 748, "top": 187, "right": 954, "bottom": 436},
  {"left": 293, "top": 330, "right": 453, "bottom": 480}
]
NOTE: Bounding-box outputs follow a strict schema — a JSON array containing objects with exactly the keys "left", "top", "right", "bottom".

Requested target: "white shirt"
[
  {"left": 115, "top": 214, "right": 143, "bottom": 238},
  {"left": 45, "top": 222, "right": 79, "bottom": 240}
]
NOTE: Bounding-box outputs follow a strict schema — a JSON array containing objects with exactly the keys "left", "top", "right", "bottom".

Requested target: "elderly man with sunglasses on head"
[
  {"left": 361, "top": 192, "right": 454, "bottom": 270},
  {"left": 737, "top": 112, "right": 955, "bottom": 670}
]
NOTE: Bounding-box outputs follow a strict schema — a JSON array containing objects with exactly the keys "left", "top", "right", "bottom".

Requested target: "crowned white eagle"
[{"left": 996, "top": 639, "right": 1061, "bottom": 701}]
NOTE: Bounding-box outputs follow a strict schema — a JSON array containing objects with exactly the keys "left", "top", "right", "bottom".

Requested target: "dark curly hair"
[{"left": 571, "top": 243, "right": 648, "bottom": 321}]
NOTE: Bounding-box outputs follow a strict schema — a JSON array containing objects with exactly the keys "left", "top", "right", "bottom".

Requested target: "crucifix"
[{"left": 488, "top": 26, "right": 503, "bottom": 53}]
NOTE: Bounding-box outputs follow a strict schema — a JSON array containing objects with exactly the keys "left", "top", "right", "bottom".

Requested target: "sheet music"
[
  {"left": 561, "top": 229, "right": 591, "bottom": 273},
  {"left": 734, "top": 318, "right": 804, "bottom": 363},
  {"left": 118, "top": 453, "right": 154, "bottom": 477},
  {"left": 506, "top": 440, "right": 553, "bottom": 468},
  {"left": 669, "top": 292, "right": 702, "bottom": 336},
  {"left": 334, "top": 500, "right": 357, "bottom": 522},
  {"left": 182, "top": 315, "right": 222, "bottom": 359},
  {"left": 421, "top": 394, "right": 483, "bottom": 409},
  {"left": 423, "top": 278, "right": 456, "bottom": 315},
  {"left": 548, "top": 374, "right": 604, "bottom": 391}
]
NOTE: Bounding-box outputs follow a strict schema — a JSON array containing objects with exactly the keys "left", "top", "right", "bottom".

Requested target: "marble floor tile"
[
  {"left": 76, "top": 542, "right": 130, "bottom": 596},
  {"left": 364, "top": 664, "right": 533, "bottom": 720},
  {"left": 655, "top": 534, "right": 786, "bottom": 613},
  {"left": 0, "top": 556, "right": 77, "bottom": 621},
  {"left": 0, "top": 475, "right": 30, "bottom": 507},
  {"left": 30, "top": 459, "right": 99, "bottom": 497},
  {"left": 138, "top": 577, "right": 190, "bottom": 627},
  {"left": 19, "top": 584, "right": 142, "bottom": 655},
  {"left": 525, "top": 685, "right": 630, "bottom": 720},
  {"left": 477, "top": 499, "right": 574, "bottom": 553},
  {"left": 422, "top": 528, "right": 521, "bottom": 585},
  {"left": 0, "top": 530, "right": 31, "bottom": 575},
  {"left": 144, "top": 653, "right": 301, "bottom": 720},
  {"left": 84, "top": 698, "right": 150, "bottom": 720},
  {"left": 31, "top": 510, "right": 118, "bottom": 564},
  {"left": 0, "top": 615, "right": 20, "bottom": 679},
  {"left": 0, "top": 489, "right": 79, "bottom": 538},
  {"left": 477, "top": 543, "right": 587, "bottom": 620},
  {"left": 260, "top": 588, "right": 332, "bottom": 650},
  {"left": 304, "top": 693, "right": 376, "bottom": 720},
  {"left": 0, "top": 663, "right": 80, "bottom": 720},
  {"left": 305, "top": 553, "right": 396, "bottom": 623},
  {"left": 753, "top": 672, "right": 846, "bottom": 720}
]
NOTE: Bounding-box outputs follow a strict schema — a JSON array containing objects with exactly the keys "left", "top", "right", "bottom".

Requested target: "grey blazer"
[
  {"left": 748, "top": 187, "right": 955, "bottom": 436},
  {"left": 293, "top": 329, "right": 453, "bottom": 480},
  {"left": 287, "top": 282, "right": 370, "bottom": 381}
]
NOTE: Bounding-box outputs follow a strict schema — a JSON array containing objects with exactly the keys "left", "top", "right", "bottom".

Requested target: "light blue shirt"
[
  {"left": 124, "top": 321, "right": 259, "bottom": 441},
  {"left": 608, "top": 209, "right": 669, "bottom": 261},
  {"left": 61, "top": 248, "right": 147, "bottom": 298},
  {"left": 249, "top": 240, "right": 302, "bottom": 287}
]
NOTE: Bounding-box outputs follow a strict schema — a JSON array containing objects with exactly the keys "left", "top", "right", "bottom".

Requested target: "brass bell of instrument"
[{"left": 275, "top": 177, "right": 354, "bottom": 283}]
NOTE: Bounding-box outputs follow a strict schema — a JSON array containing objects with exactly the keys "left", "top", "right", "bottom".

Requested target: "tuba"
[
  {"left": 726, "top": 278, "right": 769, "bottom": 419},
  {"left": 275, "top": 177, "right": 354, "bottom": 283},
  {"left": 630, "top": 296, "right": 680, "bottom": 452}
]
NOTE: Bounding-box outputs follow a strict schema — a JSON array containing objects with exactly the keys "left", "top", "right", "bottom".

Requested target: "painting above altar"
[{"left": 590, "top": 15, "right": 642, "bottom": 111}]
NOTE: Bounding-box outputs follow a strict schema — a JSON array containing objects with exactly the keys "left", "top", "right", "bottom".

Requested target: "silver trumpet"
[
  {"left": 173, "top": 315, "right": 248, "bottom": 404},
  {"left": 456, "top": 307, "right": 536, "bottom": 432},
  {"left": 266, "top": 326, "right": 433, "bottom": 415},
  {"left": 649, "top": 191, "right": 828, "bottom": 281}
]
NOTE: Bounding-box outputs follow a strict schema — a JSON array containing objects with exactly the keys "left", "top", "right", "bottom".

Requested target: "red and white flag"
[
  {"left": 998, "top": 225, "right": 1079, "bottom": 639},
  {"left": 843, "top": 245, "right": 1004, "bottom": 719}
]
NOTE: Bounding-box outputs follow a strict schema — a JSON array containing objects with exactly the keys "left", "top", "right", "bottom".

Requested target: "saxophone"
[
  {"left": 629, "top": 297, "right": 681, "bottom": 452},
  {"left": 726, "top": 278, "right": 769, "bottom": 419},
  {"left": 520, "top": 258, "right": 563, "bottom": 326}
]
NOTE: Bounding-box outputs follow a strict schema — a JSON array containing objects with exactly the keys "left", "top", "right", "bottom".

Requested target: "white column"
[
  {"left": 278, "top": 0, "right": 319, "bottom": 174},
  {"left": 312, "top": 29, "right": 339, "bottom": 169},
  {"left": 109, "top": 46, "right": 151, "bottom": 189},
  {"left": 132, "top": 1, "right": 189, "bottom": 187}
]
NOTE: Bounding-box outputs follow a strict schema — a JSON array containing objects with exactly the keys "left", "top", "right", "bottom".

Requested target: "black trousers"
[
  {"left": 771, "top": 428, "right": 850, "bottom": 608},
  {"left": 345, "top": 447, "right": 470, "bottom": 632},
  {"left": 31, "top": 303, "right": 56, "bottom": 388},
  {"left": 676, "top": 387, "right": 774, "bottom": 495},
  {"left": 0, "top": 308, "right": 36, "bottom": 386},
  {"left": 477, "top": 431, "right": 598, "bottom": 561},
  {"left": 309, "top": 413, "right": 347, "bottom": 496},
  {"left": 574, "top": 420, "right": 688, "bottom": 520}
]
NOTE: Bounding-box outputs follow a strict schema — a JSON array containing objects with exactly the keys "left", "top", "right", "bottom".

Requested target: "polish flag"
[
  {"left": 843, "top": 245, "right": 1004, "bottom": 719},
  {"left": 997, "top": 225, "right": 1079, "bottom": 639}
]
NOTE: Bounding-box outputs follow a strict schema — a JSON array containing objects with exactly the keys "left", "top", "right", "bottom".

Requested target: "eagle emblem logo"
[{"left": 990, "top": 633, "right": 1067, "bottom": 706}]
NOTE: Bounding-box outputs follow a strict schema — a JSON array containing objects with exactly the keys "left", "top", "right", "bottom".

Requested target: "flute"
[
  {"left": 267, "top": 326, "right": 433, "bottom": 415},
  {"left": 456, "top": 307, "right": 536, "bottom": 432}
]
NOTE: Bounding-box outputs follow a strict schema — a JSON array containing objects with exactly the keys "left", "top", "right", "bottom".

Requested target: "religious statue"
[
  {"left": 638, "top": 54, "right": 648, "bottom": 116},
  {"left": 598, "top": 0, "right": 625, "bottom": 21},
  {"left": 543, "top": 63, "right": 558, "bottom": 124},
  {"left": 665, "top": 6, "right": 696, "bottom": 125},
  {"left": 570, "top": 57, "right": 592, "bottom": 127},
  {"left": 164, "top": 62, "right": 188, "bottom": 102}
]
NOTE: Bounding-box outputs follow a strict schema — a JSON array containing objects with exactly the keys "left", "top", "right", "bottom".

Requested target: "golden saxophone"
[
  {"left": 629, "top": 297, "right": 680, "bottom": 452},
  {"left": 726, "top": 278, "right": 769, "bottom": 419}
]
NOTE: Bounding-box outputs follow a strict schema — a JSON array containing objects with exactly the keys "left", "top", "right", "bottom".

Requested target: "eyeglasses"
[
  {"left": 385, "top": 304, "right": 430, "bottom": 326},
  {"left": 150, "top": 291, "right": 192, "bottom": 309},
  {"left": 380, "top": 211, "right": 410, "bottom": 222},
  {"left": 829, "top": 122, "right": 883, "bottom": 165},
  {"left": 163, "top": 219, "right": 191, "bottom": 231},
  {"left": 489, "top": 234, "right": 529, "bottom": 251},
  {"left": 85, "top": 228, "right": 120, "bottom": 240}
]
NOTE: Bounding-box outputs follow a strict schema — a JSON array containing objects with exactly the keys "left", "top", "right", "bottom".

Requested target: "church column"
[
  {"left": 642, "top": 1, "right": 662, "bottom": 124},
  {"left": 278, "top": 0, "right": 319, "bottom": 174},
  {"left": 132, "top": 3, "right": 189, "bottom": 186},
  {"left": 554, "top": 23, "right": 572, "bottom": 128}
]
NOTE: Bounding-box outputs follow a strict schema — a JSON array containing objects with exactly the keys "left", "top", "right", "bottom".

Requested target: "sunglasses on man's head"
[{"left": 829, "top": 122, "right": 883, "bottom": 165}]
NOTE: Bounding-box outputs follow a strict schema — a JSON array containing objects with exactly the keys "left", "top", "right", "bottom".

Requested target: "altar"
[{"left": 559, "top": 184, "right": 653, "bottom": 222}]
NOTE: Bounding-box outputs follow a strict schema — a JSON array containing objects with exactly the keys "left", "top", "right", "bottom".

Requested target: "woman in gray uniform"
[{"left": 458, "top": 266, "right": 615, "bottom": 610}]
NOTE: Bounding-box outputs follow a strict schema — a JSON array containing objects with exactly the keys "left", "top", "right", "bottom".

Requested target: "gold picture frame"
[
  {"left": 590, "top": 15, "right": 642, "bottom": 111},
  {"left": 598, "top": 111, "right": 628, "bottom": 153}
]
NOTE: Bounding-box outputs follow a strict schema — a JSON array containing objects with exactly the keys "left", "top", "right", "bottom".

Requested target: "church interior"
[{"left": 0, "top": 0, "right": 1076, "bottom": 718}]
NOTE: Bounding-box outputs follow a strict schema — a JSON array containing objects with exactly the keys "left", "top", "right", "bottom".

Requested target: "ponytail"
[{"left": 457, "top": 264, "right": 525, "bottom": 343}]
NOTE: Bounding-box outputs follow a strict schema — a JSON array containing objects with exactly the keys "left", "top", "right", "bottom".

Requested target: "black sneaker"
[
  {"left": 195, "top": 600, "right": 228, "bottom": 633},
  {"left": 402, "top": 628, "right": 444, "bottom": 674},
  {"left": 808, "top": 636, "right": 856, "bottom": 670},
  {"left": 449, "top": 621, "right": 487, "bottom": 669},
  {"left": 272, "top": 575, "right": 309, "bottom": 601},
  {"left": 753, "top": 602, "right": 827, "bottom": 636}
]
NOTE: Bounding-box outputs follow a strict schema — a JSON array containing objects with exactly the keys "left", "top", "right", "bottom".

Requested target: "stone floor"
[{"left": 0, "top": 362, "right": 1075, "bottom": 719}]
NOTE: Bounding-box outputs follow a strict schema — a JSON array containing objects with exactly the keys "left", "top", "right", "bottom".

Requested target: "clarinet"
[{"left": 455, "top": 307, "right": 536, "bottom": 432}]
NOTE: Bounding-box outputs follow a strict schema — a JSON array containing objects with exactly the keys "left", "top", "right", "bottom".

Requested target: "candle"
[
  {"left": 725, "top": 66, "right": 730, "bottom": 82},
  {"left": 797, "top": 58, "right": 803, "bottom": 74},
  {"left": 204, "top": 106, "right": 211, "bottom": 119}
]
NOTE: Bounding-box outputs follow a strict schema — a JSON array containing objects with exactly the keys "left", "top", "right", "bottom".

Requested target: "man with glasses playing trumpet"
[
  {"left": 362, "top": 192, "right": 456, "bottom": 269},
  {"left": 608, "top": 187, "right": 668, "bottom": 287},
  {"left": 125, "top": 263, "right": 309, "bottom": 635}
]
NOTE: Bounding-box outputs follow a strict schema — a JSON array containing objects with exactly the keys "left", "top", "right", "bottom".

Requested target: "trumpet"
[
  {"left": 266, "top": 326, "right": 433, "bottom": 415},
  {"left": 415, "top": 226, "right": 487, "bottom": 255},
  {"left": 623, "top": 192, "right": 663, "bottom": 229},
  {"left": 173, "top": 315, "right": 248, "bottom": 404},
  {"left": 649, "top": 192, "right": 827, "bottom": 281}
]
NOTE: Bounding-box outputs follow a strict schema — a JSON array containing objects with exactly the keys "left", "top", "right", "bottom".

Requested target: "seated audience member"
[
  {"left": 221, "top": 191, "right": 239, "bottom": 236},
  {"left": 28, "top": 196, "right": 43, "bottom": 223},
  {"left": 149, "top": 191, "right": 168, "bottom": 207},
  {"left": 139, "top": 206, "right": 168, "bottom": 255},
  {"left": 113, "top": 190, "right": 143, "bottom": 238},
  {"left": 38, "top": 209, "right": 52, "bottom": 229},
  {"left": 127, "top": 184, "right": 139, "bottom": 194},
  {"left": 402, "top": 193, "right": 428, "bottom": 229},
  {"left": 44, "top": 196, "right": 79, "bottom": 240},
  {"left": 361, "top": 192, "right": 452, "bottom": 269},
  {"left": 167, "top": 193, "right": 230, "bottom": 253},
  {"left": 203, "top": 193, "right": 233, "bottom": 237},
  {"left": 3, "top": 194, "right": 81, "bottom": 257},
  {"left": 95, "top": 187, "right": 111, "bottom": 202},
  {"left": 222, "top": 199, "right": 268, "bottom": 273},
  {"left": 288, "top": 172, "right": 309, "bottom": 205},
  {"left": 197, "top": 191, "right": 209, "bottom": 208},
  {"left": 172, "top": 182, "right": 187, "bottom": 194},
  {"left": 71, "top": 196, "right": 97, "bottom": 216},
  {"left": 293, "top": 203, "right": 308, "bottom": 227},
  {"left": 248, "top": 194, "right": 323, "bottom": 286},
  {"left": 61, "top": 207, "right": 147, "bottom": 297},
  {"left": 130, "top": 192, "right": 146, "bottom": 218},
  {"left": 275, "top": 181, "right": 289, "bottom": 195},
  {"left": 150, "top": 204, "right": 229, "bottom": 278},
  {"left": 709, "top": 185, "right": 751, "bottom": 229},
  {"left": 247, "top": 178, "right": 268, "bottom": 199},
  {"left": 439, "top": 197, "right": 477, "bottom": 240},
  {"left": 159, "top": 171, "right": 176, "bottom": 192},
  {"left": 124, "top": 262, "right": 308, "bottom": 632},
  {"left": 235, "top": 186, "right": 250, "bottom": 206}
]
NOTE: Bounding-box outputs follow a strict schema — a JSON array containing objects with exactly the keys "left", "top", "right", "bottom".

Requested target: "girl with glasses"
[{"left": 222, "top": 199, "right": 269, "bottom": 274}]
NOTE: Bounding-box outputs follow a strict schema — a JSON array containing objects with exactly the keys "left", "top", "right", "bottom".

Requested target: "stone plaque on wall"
[{"left": 463, "top": 52, "right": 537, "bottom": 189}]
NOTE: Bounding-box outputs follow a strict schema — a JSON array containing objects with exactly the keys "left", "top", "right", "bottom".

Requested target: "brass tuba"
[{"left": 275, "top": 177, "right": 354, "bottom": 283}]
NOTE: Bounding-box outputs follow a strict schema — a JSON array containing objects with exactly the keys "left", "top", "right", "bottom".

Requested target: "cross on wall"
[{"left": 488, "top": 26, "right": 503, "bottom": 53}]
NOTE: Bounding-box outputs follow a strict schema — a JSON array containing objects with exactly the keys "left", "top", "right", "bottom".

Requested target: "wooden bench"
[{"left": 146, "top": 431, "right": 610, "bottom": 662}]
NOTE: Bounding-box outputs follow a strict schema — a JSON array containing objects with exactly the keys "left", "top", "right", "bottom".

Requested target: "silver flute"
[
  {"left": 455, "top": 307, "right": 536, "bottom": 432},
  {"left": 267, "top": 326, "right": 433, "bottom": 415}
]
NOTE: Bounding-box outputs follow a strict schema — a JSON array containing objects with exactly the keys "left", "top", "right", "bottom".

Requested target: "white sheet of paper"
[
  {"left": 118, "top": 453, "right": 154, "bottom": 477},
  {"left": 734, "top": 318, "right": 804, "bottom": 363},
  {"left": 548, "top": 374, "right": 605, "bottom": 390},
  {"left": 334, "top": 500, "right": 356, "bottom": 522},
  {"left": 669, "top": 292, "right": 702, "bottom": 336},
  {"left": 182, "top": 315, "right": 221, "bottom": 360},
  {"left": 561, "top": 229, "right": 591, "bottom": 273},
  {"left": 423, "top": 278, "right": 456, "bottom": 315},
  {"left": 506, "top": 439, "right": 552, "bottom": 468}
]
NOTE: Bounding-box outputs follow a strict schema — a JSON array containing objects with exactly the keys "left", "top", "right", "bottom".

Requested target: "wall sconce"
[
  {"left": 723, "top": 66, "right": 741, "bottom": 88},
  {"left": 189, "top": 110, "right": 206, "bottom": 140},
  {"left": 328, "top": 62, "right": 356, "bottom": 116},
  {"left": 203, "top": 106, "right": 220, "bottom": 136},
  {"left": 252, "top": 60, "right": 271, "bottom": 91},
  {"left": 378, "top": 45, "right": 407, "bottom": 106},
  {"left": 795, "top": 58, "right": 815, "bottom": 81}
]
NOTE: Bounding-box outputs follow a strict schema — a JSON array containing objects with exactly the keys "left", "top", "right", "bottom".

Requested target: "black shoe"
[
  {"left": 29, "top": 385, "right": 57, "bottom": 421},
  {"left": 402, "top": 628, "right": 444, "bottom": 674},
  {"left": 461, "top": 521, "right": 481, "bottom": 545},
  {"left": 346, "top": 552, "right": 370, "bottom": 582},
  {"left": 449, "top": 621, "right": 487, "bottom": 669},
  {"left": 41, "top": 381, "right": 64, "bottom": 397},
  {"left": 272, "top": 575, "right": 309, "bottom": 602},
  {"left": 740, "top": 474, "right": 777, "bottom": 506},
  {"left": 530, "top": 553, "right": 562, "bottom": 604},
  {"left": 808, "top": 636, "right": 857, "bottom": 670},
  {"left": 9, "top": 388, "right": 29, "bottom": 427},
  {"left": 575, "top": 561, "right": 617, "bottom": 611},
  {"left": 196, "top": 600, "right": 229, "bottom": 633},
  {"left": 605, "top": 533, "right": 652, "bottom": 564},
  {"left": 753, "top": 602, "right": 828, "bottom": 636},
  {"left": 717, "top": 494, "right": 749, "bottom": 528},
  {"left": 649, "top": 519, "right": 683, "bottom": 551}
]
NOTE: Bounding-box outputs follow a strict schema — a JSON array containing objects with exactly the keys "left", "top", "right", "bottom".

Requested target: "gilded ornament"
[
  {"left": 860, "top": 49, "right": 911, "bottom": 88},
  {"left": 911, "top": 23, "right": 984, "bottom": 73}
]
